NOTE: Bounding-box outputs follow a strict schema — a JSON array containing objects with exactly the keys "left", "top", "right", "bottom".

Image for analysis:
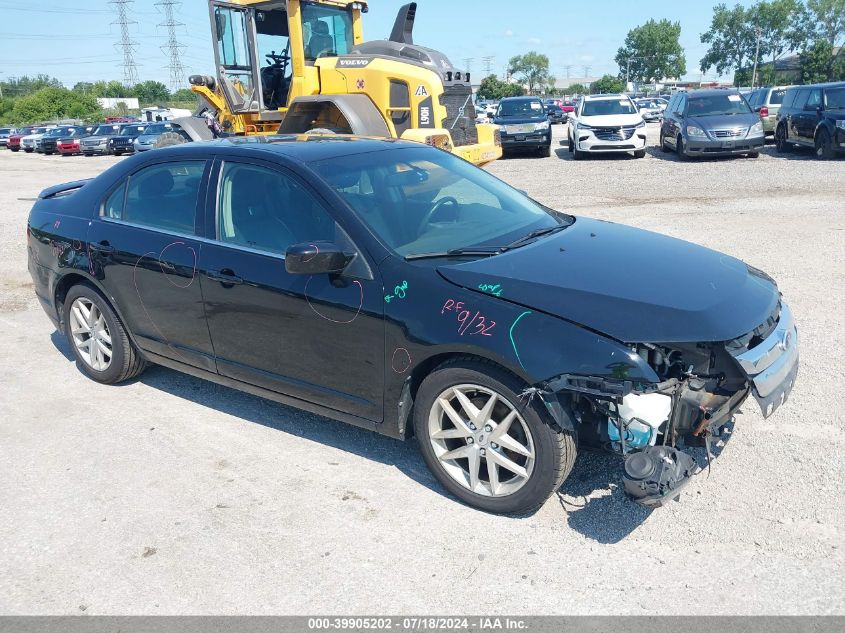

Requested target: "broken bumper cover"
[{"left": 733, "top": 302, "right": 799, "bottom": 417}]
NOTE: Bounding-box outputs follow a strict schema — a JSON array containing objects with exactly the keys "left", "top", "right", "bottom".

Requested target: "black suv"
[
  {"left": 775, "top": 81, "right": 845, "bottom": 159},
  {"left": 108, "top": 124, "right": 148, "bottom": 156}
]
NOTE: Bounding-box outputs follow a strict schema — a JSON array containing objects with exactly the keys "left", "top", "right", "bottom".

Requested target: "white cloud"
[
  {"left": 504, "top": 29, "right": 514, "bottom": 37},
  {"left": 578, "top": 54, "right": 594, "bottom": 63},
  {"left": 527, "top": 37, "right": 541, "bottom": 45}
]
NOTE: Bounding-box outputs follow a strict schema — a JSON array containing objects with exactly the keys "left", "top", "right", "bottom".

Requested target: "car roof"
[
  {"left": 499, "top": 96, "right": 542, "bottom": 102},
  {"left": 582, "top": 93, "right": 629, "bottom": 101},
  {"left": 686, "top": 88, "right": 742, "bottom": 97},
  {"left": 155, "top": 135, "right": 427, "bottom": 163},
  {"left": 785, "top": 81, "right": 845, "bottom": 90}
]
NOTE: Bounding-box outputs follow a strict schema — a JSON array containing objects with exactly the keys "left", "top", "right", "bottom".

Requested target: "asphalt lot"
[{"left": 1, "top": 124, "right": 843, "bottom": 615}]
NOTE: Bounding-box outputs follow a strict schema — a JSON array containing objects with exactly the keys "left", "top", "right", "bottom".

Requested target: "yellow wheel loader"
[{"left": 190, "top": 0, "right": 501, "bottom": 165}]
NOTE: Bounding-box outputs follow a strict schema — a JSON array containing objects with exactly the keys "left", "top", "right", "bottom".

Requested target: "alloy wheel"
[
  {"left": 69, "top": 297, "right": 113, "bottom": 371},
  {"left": 428, "top": 384, "right": 536, "bottom": 497}
]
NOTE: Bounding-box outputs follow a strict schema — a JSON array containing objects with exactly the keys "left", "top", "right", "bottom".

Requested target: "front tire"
[
  {"left": 660, "top": 133, "right": 670, "bottom": 152},
  {"left": 154, "top": 132, "right": 189, "bottom": 149},
  {"left": 815, "top": 129, "right": 836, "bottom": 160},
  {"left": 414, "top": 359, "right": 576, "bottom": 515},
  {"left": 538, "top": 144, "right": 551, "bottom": 158},
  {"left": 677, "top": 135, "right": 689, "bottom": 161},
  {"left": 775, "top": 124, "right": 790, "bottom": 153},
  {"left": 633, "top": 149, "right": 646, "bottom": 158},
  {"left": 63, "top": 284, "right": 146, "bottom": 384}
]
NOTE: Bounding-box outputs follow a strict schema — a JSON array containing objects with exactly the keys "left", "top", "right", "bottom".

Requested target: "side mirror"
[
  {"left": 285, "top": 242, "right": 354, "bottom": 275},
  {"left": 487, "top": 112, "right": 494, "bottom": 119}
]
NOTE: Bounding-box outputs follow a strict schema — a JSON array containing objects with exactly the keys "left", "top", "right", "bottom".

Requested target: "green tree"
[
  {"left": 615, "top": 19, "right": 687, "bottom": 85},
  {"left": 72, "top": 82, "right": 95, "bottom": 94},
  {"left": 508, "top": 51, "right": 550, "bottom": 94},
  {"left": 132, "top": 80, "right": 170, "bottom": 104},
  {"left": 590, "top": 75, "right": 626, "bottom": 94},
  {"left": 90, "top": 80, "right": 128, "bottom": 98},
  {"left": 477, "top": 74, "right": 525, "bottom": 100},
  {"left": 800, "top": 38, "right": 845, "bottom": 81},
  {"left": 10, "top": 86, "right": 101, "bottom": 125},
  {"left": 793, "top": 0, "right": 845, "bottom": 80},
  {"left": 170, "top": 88, "right": 197, "bottom": 103},
  {"left": 752, "top": 0, "right": 803, "bottom": 82},
  {"left": 700, "top": 4, "right": 757, "bottom": 79},
  {"left": 566, "top": 83, "right": 589, "bottom": 95},
  {"left": 0, "top": 74, "right": 62, "bottom": 99}
]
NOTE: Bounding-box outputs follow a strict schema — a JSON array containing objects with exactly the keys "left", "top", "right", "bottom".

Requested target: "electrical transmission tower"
[
  {"left": 583, "top": 65, "right": 592, "bottom": 79},
  {"left": 463, "top": 57, "right": 474, "bottom": 74},
  {"left": 481, "top": 56, "right": 494, "bottom": 75},
  {"left": 157, "top": 0, "right": 187, "bottom": 91},
  {"left": 110, "top": 0, "right": 140, "bottom": 86},
  {"left": 564, "top": 65, "right": 573, "bottom": 79}
]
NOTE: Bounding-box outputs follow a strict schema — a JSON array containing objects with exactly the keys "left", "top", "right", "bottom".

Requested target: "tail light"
[{"left": 759, "top": 107, "right": 769, "bottom": 118}]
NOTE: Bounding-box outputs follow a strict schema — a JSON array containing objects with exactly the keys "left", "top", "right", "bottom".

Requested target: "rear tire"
[
  {"left": 815, "top": 129, "right": 836, "bottom": 160},
  {"left": 63, "top": 284, "right": 146, "bottom": 385},
  {"left": 413, "top": 359, "right": 576, "bottom": 515}
]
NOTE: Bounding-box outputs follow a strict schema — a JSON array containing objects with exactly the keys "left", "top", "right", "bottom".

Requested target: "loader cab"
[{"left": 210, "top": 0, "right": 361, "bottom": 115}]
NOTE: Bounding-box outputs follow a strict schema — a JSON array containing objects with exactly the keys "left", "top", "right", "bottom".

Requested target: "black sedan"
[{"left": 27, "top": 137, "right": 798, "bottom": 514}]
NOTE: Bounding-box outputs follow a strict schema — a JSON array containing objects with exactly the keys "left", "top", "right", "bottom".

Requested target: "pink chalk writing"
[{"left": 441, "top": 299, "right": 496, "bottom": 336}]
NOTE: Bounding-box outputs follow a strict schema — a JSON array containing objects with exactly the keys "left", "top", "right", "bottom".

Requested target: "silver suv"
[{"left": 746, "top": 86, "right": 792, "bottom": 136}]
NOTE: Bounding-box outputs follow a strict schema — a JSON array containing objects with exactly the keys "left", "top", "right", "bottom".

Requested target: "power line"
[
  {"left": 157, "top": 0, "right": 187, "bottom": 91},
  {"left": 109, "top": 0, "right": 140, "bottom": 86}
]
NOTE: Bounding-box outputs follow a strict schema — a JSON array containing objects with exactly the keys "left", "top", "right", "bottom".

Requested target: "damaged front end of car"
[{"left": 531, "top": 302, "right": 799, "bottom": 508}]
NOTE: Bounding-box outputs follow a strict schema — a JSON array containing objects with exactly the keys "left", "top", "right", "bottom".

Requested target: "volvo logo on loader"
[{"left": 337, "top": 58, "right": 371, "bottom": 68}]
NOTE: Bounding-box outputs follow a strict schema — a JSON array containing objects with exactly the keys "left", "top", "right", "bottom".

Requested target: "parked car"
[
  {"left": 20, "top": 126, "right": 54, "bottom": 153},
  {"left": 567, "top": 94, "right": 647, "bottom": 159},
  {"left": 746, "top": 86, "right": 791, "bottom": 137},
  {"left": 132, "top": 122, "right": 190, "bottom": 152},
  {"left": 28, "top": 137, "right": 798, "bottom": 513},
  {"left": 492, "top": 96, "right": 552, "bottom": 157},
  {"left": 6, "top": 127, "right": 36, "bottom": 152},
  {"left": 0, "top": 127, "right": 18, "bottom": 147},
  {"left": 546, "top": 103, "right": 567, "bottom": 124},
  {"left": 660, "top": 89, "right": 764, "bottom": 160},
  {"left": 108, "top": 124, "right": 148, "bottom": 156},
  {"left": 39, "top": 126, "right": 90, "bottom": 155},
  {"left": 80, "top": 123, "right": 126, "bottom": 156},
  {"left": 634, "top": 98, "right": 664, "bottom": 122},
  {"left": 560, "top": 100, "right": 576, "bottom": 114},
  {"left": 775, "top": 81, "right": 845, "bottom": 159},
  {"left": 544, "top": 98, "right": 563, "bottom": 109},
  {"left": 48, "top": 126, "right": 97, "bottom": 156}
]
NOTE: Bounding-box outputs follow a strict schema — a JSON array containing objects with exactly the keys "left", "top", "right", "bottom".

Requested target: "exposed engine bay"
[{"left": 535, "top": 302, "right": 799, "bottom": 507}]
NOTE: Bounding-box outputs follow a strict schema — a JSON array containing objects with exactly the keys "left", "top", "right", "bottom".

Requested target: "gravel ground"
[{"left": 0, "top": 125, "right": 843, "bottom": 615}]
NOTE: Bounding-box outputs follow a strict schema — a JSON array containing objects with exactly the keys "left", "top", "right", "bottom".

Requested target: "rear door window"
[
  {"left": 805, "top": 89, "right": 822, "bottom": 109},
  {"left": 769, "top": 89, "right": 787, "bottom": 105},
  {"left": 792, "top": 89, "right": 810, "bottom": 110},
  {"left": 104, "top": 161, "right": 206, "bottom": 235}
]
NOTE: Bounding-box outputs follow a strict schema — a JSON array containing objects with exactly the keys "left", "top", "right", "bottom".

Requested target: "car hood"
[
  {"left": 576, "top": 114, "right": 644, "bottom": 127},
  {"left": 436, "top": 217, "right": 779, "bottom": 343},
  {"left": 22, "top": 134, "right": 45, "bottom": 141},
  {"left": 689, "top": 113, "right": 758, "bottom": 130}
]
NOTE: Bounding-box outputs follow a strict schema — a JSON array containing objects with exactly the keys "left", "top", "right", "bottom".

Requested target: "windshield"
[
  {"left": 313, "top": 146, "right": 569, "bottom": 257},
  {"left": 142, "top": 123, "right": 174, "bottom": 135},
  {"left": 581, "top": 99, "right": 637, "bottom": 116},
  {"left": 31, "top": 127, "right": 48, "bottom": 134},
  {"left": 687, "top": 93, "right": 751, "bottom": 116},
  {"left": 0, "top": 128, "right": 11, "bottom": 134},
  {"left": 118, "top": 125, "right": 147, "bottom": 136},
  {"left": 497, "top": 100, "right": 545, "bottom": 117},
  {"left": 93, "top": 125, "right": 122, "bottom": 136},
  {"left": 45, "top": 128, "right": 69, "bottom": 137},
  {"left": 825, "top": 88, "right": 845, "bottom": 110},
  {"left": 302, "top": 3, "right": 353, "bottom": 60}
]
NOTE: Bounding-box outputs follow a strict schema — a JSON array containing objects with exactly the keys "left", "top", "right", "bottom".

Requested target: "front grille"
[
  {"left": 440, "top": 83, "right": 478, "bottom": 147},
  {"left": 712, "top": 129, "right": 744, "bottom": 138},
  {"left": 593, "top": 127, "right": 636, "bottom": 141}
]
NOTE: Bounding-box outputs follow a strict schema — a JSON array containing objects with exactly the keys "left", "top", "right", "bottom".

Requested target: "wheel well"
[
  {"left": 54, "top": 274, "right": 102, "bottom": 329},
  {"left": 403, "top": 352, "right": 526, "bottom": 438}
]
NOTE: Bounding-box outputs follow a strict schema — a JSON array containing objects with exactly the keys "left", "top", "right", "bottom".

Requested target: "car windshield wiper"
[
  {"left": 504, "top": 223, "right": 569, "bottom": 249},
  {"left": 404, "top": 247, "right": 504, "bottom": 261}
]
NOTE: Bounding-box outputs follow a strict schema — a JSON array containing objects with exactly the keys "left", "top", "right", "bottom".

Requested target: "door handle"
[
  {"left": 89, "top": 241, "right": 115, "bottom": 254},
  {"left": 206, "top": 269, "right": 243, "bottom": 285}
]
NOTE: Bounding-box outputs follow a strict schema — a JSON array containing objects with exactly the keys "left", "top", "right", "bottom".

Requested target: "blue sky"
[{"left": 0, "top": 0, "right": 757, "bottom": 88}]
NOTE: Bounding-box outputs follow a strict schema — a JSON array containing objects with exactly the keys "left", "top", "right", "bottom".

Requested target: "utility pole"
[
  {"left": 481, "top": 56, "right": 494, "bottom": 75},
  {"left": 751, "top": 25, "right": 762, "bottom": 89},
  {"left": 110, "top": 0, "right": 140, "bottom": 87},
  {"left": 157, "top": 0, "right": 187, "bottom": 92}
]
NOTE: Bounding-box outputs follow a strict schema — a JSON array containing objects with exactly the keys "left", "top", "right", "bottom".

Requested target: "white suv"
[{"left": 568, "top": 94, "right": 647, "bottom": 159}]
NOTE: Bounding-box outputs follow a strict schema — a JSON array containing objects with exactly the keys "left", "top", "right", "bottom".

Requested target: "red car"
[
  {"left": 561, "top": 100, "right": 576, "bottom": 114},
  {"left": 7, "top": 127, "right": 36, "bottom": 152},
  {"left": 57, "top": 137, "right": 85, "bottom": 156}
]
